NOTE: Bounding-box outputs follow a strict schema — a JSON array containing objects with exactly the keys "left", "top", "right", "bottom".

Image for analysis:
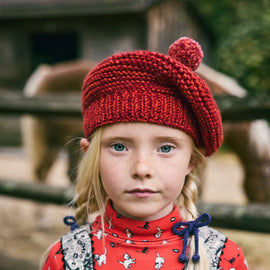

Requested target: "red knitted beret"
[{"left": 82, "top": 37, "right": 223, "bottom": 156}]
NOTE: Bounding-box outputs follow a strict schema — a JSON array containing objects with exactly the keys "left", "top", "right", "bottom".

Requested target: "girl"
[{"left": 42, "top": 37, "right": 248, "bottom": 269}]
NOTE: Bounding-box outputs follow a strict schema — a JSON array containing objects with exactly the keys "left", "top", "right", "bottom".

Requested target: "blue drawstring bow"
[
  {"left": 63, "top": 216, "right": 79, "bottom": 231},
  {"left": 172, "top": 213, "right": 211, "bottom": 263}
]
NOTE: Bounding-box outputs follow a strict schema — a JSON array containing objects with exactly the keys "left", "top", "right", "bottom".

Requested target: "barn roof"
[{"left": 0, "top": 0, "right": 162, "bottom": 18}]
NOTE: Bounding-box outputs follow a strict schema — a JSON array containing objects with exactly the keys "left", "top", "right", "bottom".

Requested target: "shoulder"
[
  {"left": 199, "top": 226, "right": 226, "bottom": 269},
  {"left": 42, "top": 241, "right": 64, "bottom": 270},
  {"left": 61, "top": 224, "right": 94, "bottom": 270},
  {"left": 219, "top": 237, "right": 249, "bottom": 269},
  {"left": 42, "top": 224, "right": 94, "bottom": 270},
  {"left": 200, "top": 226, "right": 248, "bottom": 269},
  {"left": 61, "top": 223, "right": 91, "bottom": 245}
]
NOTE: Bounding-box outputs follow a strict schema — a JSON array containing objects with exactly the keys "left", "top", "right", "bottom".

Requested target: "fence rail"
[
  {"left": 1, "top": 91, "right": 270, "bottom": 121},
  {"left": 1, "top": 90, "right": 270, "bottom": 234},
  {"left": 0, "top": 179, "right": 269, "bottom": 233}
]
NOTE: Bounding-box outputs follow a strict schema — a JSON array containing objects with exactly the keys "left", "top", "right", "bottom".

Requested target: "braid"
[
  {"left": 176, "top": 144, "right": 209, "bottom": 269},
  {"left": 75, "top": 127, "right": 106, "bottom": 226},
  {"left": 75, "top": 201, "right": 87, "bottom": 226},
  {"left": 176, "top": 144, "right": 206, "bottom": 221},
  {"left": 179, "top": 174, "right": 199, "bottom": 221}
]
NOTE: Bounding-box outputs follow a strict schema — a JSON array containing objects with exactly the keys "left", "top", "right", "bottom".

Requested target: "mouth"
[{"left": 127, "top": 188, "right": 157, "bottom": 198}]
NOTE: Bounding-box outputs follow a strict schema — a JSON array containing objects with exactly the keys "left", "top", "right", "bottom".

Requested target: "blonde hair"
[
  {"left": 75, "top": 127, "right": 105, "bottom": 225},
  {"left": 75, "top": 127, "right": 209, "bottom": 269},
  {"left": 177, "top": 144, "right": 210, "bottom": 269}
]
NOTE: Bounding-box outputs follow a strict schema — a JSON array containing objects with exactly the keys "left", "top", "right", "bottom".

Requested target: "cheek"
[
  {"left": 99, "top": 157, "right": 112, "bottom": 191},
  {"left": 99, "top": 157, "right": 124, "bottom": 192},
  {"left": 162, "top": 164, "right": 187, "bottom": 196},
  {"left": 164, "top": 157, "right": 191, "bottom": 179},
  {"left": 169, "top": 153, "right": 193, "bottom": 196},
  {"left": 168, "top": 174, "right": 186, "bottom": 193},
  {"left": 100, "top": 166, "right": 113, "bottom": 190},
  {"left": 100, "top": 172, "right": 116, "bottom": 198}
]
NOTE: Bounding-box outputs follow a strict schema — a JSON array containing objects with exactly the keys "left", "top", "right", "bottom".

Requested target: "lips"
[{"left": 127, "top": 188, "right": 157, "bottom": 198}]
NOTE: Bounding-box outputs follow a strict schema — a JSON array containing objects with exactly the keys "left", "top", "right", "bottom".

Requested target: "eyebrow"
[
  {"left": 101, "top": 136, "right": 184, "bottom": 144},
  {"left": 100, "top": 136, "right": 134, "bottom": 144},
  {"left": 154, "top": 136, "right": 184, "bottom": 142}
]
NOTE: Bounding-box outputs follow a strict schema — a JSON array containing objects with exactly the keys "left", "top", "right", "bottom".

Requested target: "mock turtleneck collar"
[{"left": 101, "top": 200, "right": 183, "bottom": 241}]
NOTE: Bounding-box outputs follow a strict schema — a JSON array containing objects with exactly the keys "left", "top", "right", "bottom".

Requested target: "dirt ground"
[{"left": 0, "top": 148, "right": 270, "bottom": 269}]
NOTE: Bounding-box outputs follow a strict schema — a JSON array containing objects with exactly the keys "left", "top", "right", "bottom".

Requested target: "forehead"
[{"left": 101, "top": 122, "right": 192, "bottom": 142}]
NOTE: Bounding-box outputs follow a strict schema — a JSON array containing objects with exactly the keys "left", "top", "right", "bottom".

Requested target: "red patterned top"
[{"left": 42, "top": 202, "right": 248, "bottom": 269}]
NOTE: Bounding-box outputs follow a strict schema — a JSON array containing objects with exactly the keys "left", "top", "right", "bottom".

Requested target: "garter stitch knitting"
[{"left": 82, "top": 37, "right": 223, "bottom": 156}]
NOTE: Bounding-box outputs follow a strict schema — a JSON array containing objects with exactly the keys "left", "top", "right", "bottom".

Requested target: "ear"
[
  {"left": 80, "top": 138, "right": 90, "bottom": 152},
  {"left": 186, "top": 162, "right": 195, "bottom": 176}
]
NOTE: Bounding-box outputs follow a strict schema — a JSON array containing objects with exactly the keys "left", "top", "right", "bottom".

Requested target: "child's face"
[{"left": 99, "top": 122, "right": 194, "bottom": 221}]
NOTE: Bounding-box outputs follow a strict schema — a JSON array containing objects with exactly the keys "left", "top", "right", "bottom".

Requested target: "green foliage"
[{"left": 192, "top": 0, "right": 270, "bottom": 94}]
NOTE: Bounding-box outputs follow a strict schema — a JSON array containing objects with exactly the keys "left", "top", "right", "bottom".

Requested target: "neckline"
[{"left": 101, "top": 201, "right": 183, "bottom": 240}]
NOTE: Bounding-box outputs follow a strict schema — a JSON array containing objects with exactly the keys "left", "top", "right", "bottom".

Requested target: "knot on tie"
[
  {"left": 172, "top": 213, "right": 211, "bottom": 263},
  {"left": 63, "top": 216, "right": 79, "bottom": 232}
]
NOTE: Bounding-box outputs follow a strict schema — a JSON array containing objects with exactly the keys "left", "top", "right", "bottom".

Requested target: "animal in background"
[
  {"left": 197, "top": 63, "right": 270, "bottom": 202},
  {"left": 21, "top": 60, "right": 270, "bottom": 204},
  {"left": 21, "top": 60, "right": 96, "bottom": 186}
]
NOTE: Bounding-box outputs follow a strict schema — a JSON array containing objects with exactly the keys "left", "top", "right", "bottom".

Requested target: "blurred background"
[{"left": 0, "top": 0, "right": 269, "bottom": 269}]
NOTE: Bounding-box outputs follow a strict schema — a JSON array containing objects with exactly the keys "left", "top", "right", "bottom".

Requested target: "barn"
[{"left": 0, "top": 0, "right": 209, "bottom": 90}]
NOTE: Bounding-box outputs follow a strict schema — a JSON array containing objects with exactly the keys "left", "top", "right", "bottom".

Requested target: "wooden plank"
[
  {"left": 0, "top": 91, "right": 81, "bottom": 118},
  {"left": 0, "top": 180, "right": 74, "bottom": 206},
  {"left": 0, "top": 0, "right": 162, "bottom": 18},
  {"left": 198, "top": 202, "right": 270, "bottom": 233},
  {"left": 215, "top": 95, "right": 270, "bottom": 121},
  {"left": 1, "top": 179, "right": 270, "bottom": 233},
  {"left": 0, "top": 91, "right": 269, "bottom": 121}
]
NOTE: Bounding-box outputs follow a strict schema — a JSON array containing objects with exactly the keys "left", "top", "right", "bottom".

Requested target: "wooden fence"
[
  {"left": 0, "top": 90, "right": 270, "bottom": 121},
  {"left": 0, "top": 179, "right": 270, "bottom": 233},
  {"left": 0, "top": 90, "right": 270, "bottom": 233}
]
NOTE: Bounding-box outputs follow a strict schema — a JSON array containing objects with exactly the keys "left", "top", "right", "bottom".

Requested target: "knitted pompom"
[{"left": 168, "top": 37, "right": 204, "bottom": 71}]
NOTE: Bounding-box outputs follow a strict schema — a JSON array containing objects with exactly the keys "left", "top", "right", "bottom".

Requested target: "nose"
[{"left": 131, "top": 154, "right": 153, "bottom": 180}]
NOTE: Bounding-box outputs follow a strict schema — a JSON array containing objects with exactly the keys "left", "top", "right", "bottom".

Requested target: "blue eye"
[
  {"left": 112, "top": 143, "right": 126, "bottom": 152},
  {"left": 160, "top": 145, "right": 172, "bottom": 153}
]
